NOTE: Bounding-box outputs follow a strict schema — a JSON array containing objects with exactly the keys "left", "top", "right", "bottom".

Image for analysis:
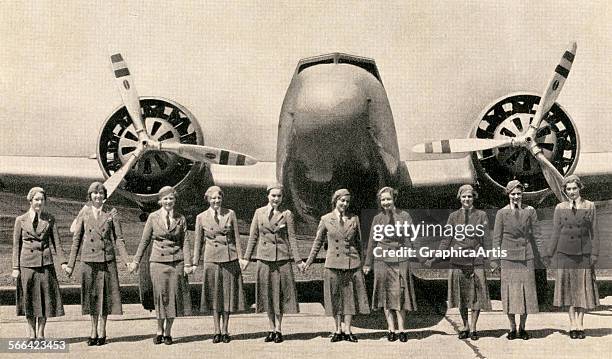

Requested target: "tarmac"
[{"left": 1, "top": 297, "right": 611, "bottom": 359}]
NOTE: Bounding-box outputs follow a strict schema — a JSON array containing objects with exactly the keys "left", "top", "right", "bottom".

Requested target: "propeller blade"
[
  {"left": 110, "top": 53, "right": 148, "bottom": 141},
  {"left": 533, "top": 149, "right": 567, "bottom": 202},
  {"left": 104, "top": 147, "right": 144, "bottom": 198},
  {"left": 159, "top": 142, "right": 258, "bottom": 165},
  {"left": 412, "top": 138, "right": 513, "bottom": 154},
  {"left": 530, "top": 42, "right": 577, "bottom": 134}
]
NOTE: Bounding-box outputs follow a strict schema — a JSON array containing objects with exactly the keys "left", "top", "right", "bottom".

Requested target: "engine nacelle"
[
  {"left": 96, "top": 97, "right": 205, "bottom": 205},
  {"left": 470, "top": 93, "right": 580, "bottom": 200}
]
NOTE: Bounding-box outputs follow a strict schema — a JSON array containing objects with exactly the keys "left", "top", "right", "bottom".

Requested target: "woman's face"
[
  {"left": 565, "top": 182, "right": 580, "bottom": 200},
  {"left": 380, "top": 192, "right": 394, "bottom": 211},
  {"left": 268, "top": 188, "right": 283, "bottom": 208},
  {"left": 160, "top": 194, "right": 176, "bottom": 211},
  {"left": 30, "top": 192, "right": 45, "bottom": 212},
  {"left": 460, "top": 192, "right": 474, "bottom": 209},
  {"left": 335, "top": 195, "right": 351, "bottom": 213},
  {"left": 90, "top": 190, "right": 105, "bottom": 207},
  {"left": 508, "top": 188, "right": 523, "bottom": 206},
  {"left": 207, "top": 192, "right": 223, "bottom": 210}
]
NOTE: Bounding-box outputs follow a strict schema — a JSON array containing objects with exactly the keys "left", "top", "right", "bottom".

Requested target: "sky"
[{"left": 1, "top": 0, "right": 611, "bottom": 160}]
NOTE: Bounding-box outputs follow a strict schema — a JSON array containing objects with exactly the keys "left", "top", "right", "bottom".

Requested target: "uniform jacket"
[
  {"left": 244, "top": 206, "right": 301, "bottom": 263},
  {"left": 365, "top": 209, "right": 413, "bottom": 266},
  {"left": 12, "top": 211, "right": 67, "bottom": 269},
  {"left": 306, "top": 211, "right": 363, "bottom": 270},
  {"left": 193, "top": 207, "right": 242, "bottom": 264},
  {"left": 68, "top": 205, "right": 130, "bottom": 268},
  {"left": 546, "top": 199, "right": 599, "bottom": 257},
  {"left": 438, "top": 208, "right": 490, "bottom": 266},
  {"left": 133, "top": 209, "right": 192, "bottom": 265},
  {"left": 492, "top": 204, "right": 539, "bottom": 262}
]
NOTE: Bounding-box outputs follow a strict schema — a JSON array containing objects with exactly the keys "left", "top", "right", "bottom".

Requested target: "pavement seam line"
[{"left": 442, "top": 313, "right": 487, "bottom": 359}]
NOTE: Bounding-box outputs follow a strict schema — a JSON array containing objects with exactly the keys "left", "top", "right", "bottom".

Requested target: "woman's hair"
[
  {"left": 87, "top": 182, "right": 107, "bottom": 201},
  {"left": 376, "top": 186, "right": 397, "bottom": 208},
  {"left": 562, "top": 174, "right": 584, "bottom": 191},
  {"left": 205, "top": 185, "right": 224, "bottom": 201},
  {"left": 331, "top": 188, "right": 351, "bottom": 209},
  {"left": 27, "top": 187, "right": 46, "bottom": 201}
]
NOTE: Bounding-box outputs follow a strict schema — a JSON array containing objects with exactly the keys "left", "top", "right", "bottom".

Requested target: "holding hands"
[
  {"left": 362, "top": 265, "right": 370, "bottom": 275},
  {"left": 11, "top": 269, "right": 20, "bottom": 279},
  {"left": 297, "top": 260, "right": 307, "bottom": 272},
  {"left": 63, "top": 264, "right": 73, "bottom": 277},
  {"left": 239, "top": 258, "right": 249, "bottom": 271},
  {"left": 127, "top": 262, "right": 138, "bottom": 273}
]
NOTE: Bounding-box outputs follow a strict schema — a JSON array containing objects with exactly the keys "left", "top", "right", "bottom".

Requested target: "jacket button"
[
  {"left": 91, "top": 239, "right": 94, "bottom": 242},
  {"left": 335, "top": 239, "right": 338, "bottom": 242},
  {"left": 161, "top": 253, "right": 164, "bottom": 256},
  {"left": 30, "top": 249, "right": 34, "bottom": 253},
  {"left": 91, "top": 249, "right": 95, "bottom": 252},
  {"left": 215, "top": 244, "right": 218, "bottom": 247},
  {"left": 571, "top": 237, "right": 574, "bottom": 239},
  {"left": 336, "top": 247, "right": 339, "bottom": 250},
  {"left": 336, "top": 254, "right": 340, "bottom": 257}
]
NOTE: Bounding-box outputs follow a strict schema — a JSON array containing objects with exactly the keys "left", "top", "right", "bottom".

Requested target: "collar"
[
  {"left": 160, "top": 208, "right": 174, "bottom": 218},
  {"left": 462, "top": 206, "right": 473, "bottom": 213},
  {"left": 569, "top": 197, "right": 584, "bottom": 207},
  {"left": 206, "top": 206, "right": 220, "bottom": 215},
  {"left": 267, "top": 203, "right": 281, "bottom": 215},
  {"left": 28, "top": 208, "right": 40, "bottom": 221},
  {"left": 334, "top": 208, "right": 344, "bottom": 220}
]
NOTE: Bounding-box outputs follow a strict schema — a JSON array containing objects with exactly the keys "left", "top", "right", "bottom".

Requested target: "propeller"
[
  {"left": 411, "top": 42, "right": 577, "bottom": 201},
  {"left": 104, "top": 52, "right": 257, "bottom": 198}
]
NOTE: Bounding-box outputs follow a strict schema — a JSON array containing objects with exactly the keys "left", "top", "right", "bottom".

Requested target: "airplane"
[{"left": 2, "top": 2, "right": 612, "bottom": 260}]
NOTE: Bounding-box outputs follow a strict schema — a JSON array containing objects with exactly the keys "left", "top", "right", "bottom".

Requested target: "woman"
[
  {"left": 192, "top": 186, "right": 245, "bottom": 343},
  {"left": 492, "top": 180, "right": 539, "bottom": 340},
  {"left": 242, "top": 184, "right": 306, "bottom": 343},
  {"left": 65, "top": 182, "right": 131, "bottom": 346},
  {"left": 132, "top": 186, "right": 192, "bottom": 345},
  {"left": 12, "top": 187, "right": 68, "bottom": 340},
  {"left": 364, "top": 187, "right": 417, "bottom": 342},
  {"left": 544, "top": 175, "right": 599, "bottom": 339},
  {"left": 425, "top": 184, "right": 491, "bottom": 340},
  {"left": 304, "top": 189, "right": 370, "bottom": 342}
]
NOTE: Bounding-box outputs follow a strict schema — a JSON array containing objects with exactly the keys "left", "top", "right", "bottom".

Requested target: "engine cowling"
[
  {"left": 470, "top": 93, "right": 580, "bottom": 199},
  {"left": 96, "top": 97, "right": 205, "bottom": 205}
]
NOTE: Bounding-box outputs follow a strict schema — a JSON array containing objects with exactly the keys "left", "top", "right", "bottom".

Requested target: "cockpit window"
[{"left": 296, "top": 53, "right": 382, "bottom": 83}]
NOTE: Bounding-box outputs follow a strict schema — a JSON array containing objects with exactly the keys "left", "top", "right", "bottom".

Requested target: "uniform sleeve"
[
  {"left": 182, "top": 218, "right": 192, "bottom": 267},
  {"left": 285, "top": 211, "right": 302, "bottom": 263},
  {"left": 12, "top": 218, "right": 22, "bottom": 270},
  {"left": 133, "top": 217, "right": 154, "bottom": 264},
  {"left": 478, "top": 211, "right": 491, "bottom": 250},
  {"left": 590, "top": 202, "right": 599, "bottom": 257},
  {"left": 492, "top": 210, "right": 504, "bottom": 264},
  {"left": 231, "top": 210, "right": 244, "bottom": 259},
  {"left": 364, "top": 215, "right": 379, "bottom": 268},
  {"left": 111, "top": 213, "right": 130, "bottom": 266},
  {"left": 68, "top": 214, "right": 85, "bottom": 268},
  {"left": 546, "top": 205, "right": 562, "bottom": 257},
  {"left": 193, "top": 215, "right": 204, "bottom": 265},
  {"left": 244, "top": 211, "right": 259, "bottom": 260},
  {"left": 306, "top": 218, "right": 327, "bottom": 266},
  {"left": 355, "top": 216, "right": 364, "bottom": 261},
  {"left": 51, "top": 217, "right": 67, "bottom": 265}
]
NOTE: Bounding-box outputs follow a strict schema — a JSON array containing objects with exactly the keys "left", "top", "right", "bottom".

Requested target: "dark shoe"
[
  {"left": 470, "top": 331, "right": 479, "bottom": 341},
  {"left": 519, "top": 329, "right": 529, "bottom": 340},
  {"left": 264, "top": 331, "right": 276, "bottom": 342},
  {"left": 399, "top": 332, "right": 408, "bottom": 342},
  {"left": 96, "top": 337, "right": 106, "bottom": 346},
  {"left": 163, "top": 336, "right": 173, "bottom": 345},
  {"left": 87, "top": 337, "right": 98, "bottom": 346},
  {"left": 387, "top": 331, "right": 398, "bottom": 342},
  {"left": 274, "top": 332, "right": 283, "bottom": 343},
  {"left": 346, "top": 333, "right": 358, "bottom": 342},
  {"left": 153, "top": 335, "right": 163, "bottom": 344},
  {"left": 569, "top": 330, "right": 577, "bottom": 339},
  {"left": 458, "top": 330, "right": 469, "bottom": 339},
  {"left": 331, "top": 333, "right": 343, "bottom": 342},
  {"left": 222, "top": 334, "right": 231, "bottom": 343},
  {"left": 507, "top": 330, "right": 517, "bottom": 340},
  {"left": 577, "top": 330, "right": 586, "bottom": 339},
  {"left": 212, "top": 334, "right": 222, "bottom": 344}
]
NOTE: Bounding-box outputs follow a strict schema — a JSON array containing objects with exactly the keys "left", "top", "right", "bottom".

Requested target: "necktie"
[
  {"left": 268, "top": 209, "right": 274, "bottom": 222},
  {"left": 166, "top": 212, "right": 171, "bottom": 229},
  {"left": 514, "top": 206, "right": 520, "bottom": 220},
  {"left": 339, "top": 214, "right": 345, "bottom": 227},
  {"left": 572, "top": 200, "right": 577, "bottom": 215},
  {"left": 388, "top": 211, "right": 395, "bottom": 225},
  {"left": 215, "top": 210, "right": 220, "bottom": 224},
  {"left": 464, "top": 209, "right": 469, "bottom": 225},
  {"left": 33, "top": 213, "right": 39, "bottom": 231}
]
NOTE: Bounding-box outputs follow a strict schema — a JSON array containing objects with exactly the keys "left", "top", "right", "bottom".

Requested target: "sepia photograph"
[{"left": 1, "top": 0, "right": 611, "bottom": 357}]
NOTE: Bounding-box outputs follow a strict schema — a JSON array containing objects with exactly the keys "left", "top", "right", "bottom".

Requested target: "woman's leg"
[
  {"left": 164, "top": 318, "right": 174, "bottom": 337},
  {"left": 36, "top": 317, "right": 47, "bottom": 339},
  {"left": 156, "top": 319, "right": 164, "bottom": 336},
  {"left": 507, "top": 314, "right": 517, "bottom": 331},
  {"left": 518, "top": 314, "right": 527, "bottom": 331},
  {"left": 26, "top": 316, "right": 36, "bottom": 339},
  {"left": 568, "top": 306, "right": 577, "bottom": 331},
  {"left": 99, "top": 315, "right": 108, "bottom": 338},
  {"left": 266, "top": 312, "right": 276, "bottom": 332},
  {"left": 459, "top": 307, "right": 469, "bottom": 332},
  {"left": 90, "top": 315, "right": 99, "bottom": 338},
  {"left": 397, "top": 310, "right": 406, "bottom": 332},
  {"left": 275, "top": 314, "right": 283, "bottom": 332},
  {"left": 221, "top": 312, "right": 230, "bottom": 335},
  {"left": 344, "top": 315, "right": 353, "bottom": 334},
  {"left": 470, "top": 310, "right": 480, "bottom": 332},
  {"left": 576, "top": 308, "right": 585, "bottom": 331},
  {"left": 213, "top": 311, "right": 222, "bottom": 334},
  {"left": 334, "top": 315, "right": 342, "bottom": 333},
  {"left": 384, "top": 309, "right": 396, "bottom": 333}
]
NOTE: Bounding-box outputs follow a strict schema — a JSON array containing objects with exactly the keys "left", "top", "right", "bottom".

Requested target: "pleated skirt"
[
  {"left": 371, "top": 261, "right": 417, "bottom": 311},
  {"left": 81, "top": 261, "right": 123, "bottom": 315},
  {"left": 447, "top": 266, "right": 491, "bottom": 311},
  {"left": 255, "top": 259, "right": 299, "bottom": 314},
  {"left": 150, "top": 261, "right": 192, "bottom": 318},
  {"left": 553, "top": 254, "right": 599, "bottom": 309},
  {"left": 200, "top": 260, "right": 245, "bottom": 314},
  {"left": 323, "top": 268, "right": 370, "bottom": 316},
  {"left": 500, "top": 259, "right": 539, "bottom": 314},
  {"left": 16, "top": 265, "right": 64, "bottom": 317}
]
